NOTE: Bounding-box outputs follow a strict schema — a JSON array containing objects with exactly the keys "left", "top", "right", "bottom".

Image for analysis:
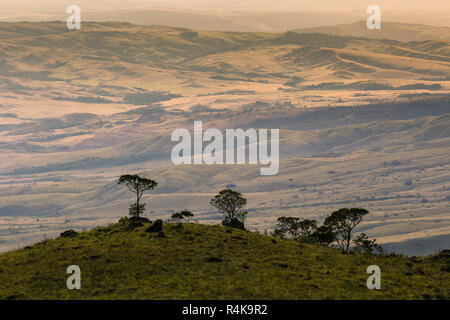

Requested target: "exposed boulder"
[
  {"left": 146, "top": 219, "right": 163, "bottom": 233},
  {"left": 222, "top": 218, "right": 245, "bottom": 230},
  {"left": 60, "top": 230, "right": 78, "bottom": 238}
]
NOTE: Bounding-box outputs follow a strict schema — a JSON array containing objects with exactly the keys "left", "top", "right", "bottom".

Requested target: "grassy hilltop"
[{"left": 0, "top": 221, "right": 448, "bottom": 300}]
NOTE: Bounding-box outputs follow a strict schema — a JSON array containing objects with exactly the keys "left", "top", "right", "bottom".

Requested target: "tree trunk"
[
  {"left": 136, "top": 195, "right": 140, "bottom": 218},
  {"left": 346, "top": 232, "right": 351, "bottom": 251}
]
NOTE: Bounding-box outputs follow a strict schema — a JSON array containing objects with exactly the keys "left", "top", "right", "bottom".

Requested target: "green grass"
[{"left": 0, "top": 221, "right": 448, "bottom": 300}]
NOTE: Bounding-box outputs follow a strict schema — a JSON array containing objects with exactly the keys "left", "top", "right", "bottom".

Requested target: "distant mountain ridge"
[{"left": 292, "top": 21, "right": 450, "bottom": 42}]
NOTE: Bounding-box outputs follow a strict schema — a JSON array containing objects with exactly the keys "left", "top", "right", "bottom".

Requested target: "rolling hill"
[
  {"left": 0, "top": 21, "right": 449, "bottom": 255},
  {"left": 0, "top": 21, "right": 449, "bottom": 100},
  {"left": 0, "top": 221, "right": 448, "bottom": 299}
]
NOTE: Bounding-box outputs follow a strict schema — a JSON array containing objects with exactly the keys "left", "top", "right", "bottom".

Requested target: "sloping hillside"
[{"left": 0, "top": 222, "right": 448, "bottom": 299}]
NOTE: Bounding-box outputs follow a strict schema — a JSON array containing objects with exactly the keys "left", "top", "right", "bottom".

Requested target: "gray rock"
[
  {"left": 60, "top": 230, "right": 78, "bottom": 238},
  {"left": 146, "top": 219, "right": 163, "bottom": 233}
]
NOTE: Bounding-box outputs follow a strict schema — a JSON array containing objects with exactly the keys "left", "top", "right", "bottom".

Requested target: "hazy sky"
[
  {"left": 1, "top": 0, "right": 449, "bottom": 12},
  {"left": 0, "top": 0, "right": 448, "bottom": 26}
]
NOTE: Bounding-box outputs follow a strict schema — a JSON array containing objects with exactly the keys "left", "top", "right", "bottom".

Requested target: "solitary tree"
[
  {"left": 180, "top": 210, "right": 194, "bottom": 222},
  {"left": 210, "top": 189, "right": 247, "bottom": 229},
  {"left": 118, "top": 174, "right": 158, "bottom": 218},
  {"left": 324, "top": 208, "right": 369, "bottom": 251},
  {"left": 170, "top": 212, "right": 184, "bottom": 223},
  {"left": 170, "top": 210, "right": 194, "bottom": 223}
]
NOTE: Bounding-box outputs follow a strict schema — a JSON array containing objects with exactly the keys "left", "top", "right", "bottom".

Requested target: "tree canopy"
[
  {"left": 170, "top": 210, "right": 194, "bottom": 223},
  {"left": 324, "top": 208, "right": 369, "bottom": 251},
  {"left": 272, "top": 208, "right": 376, "bottom": 252},
  {"left": 210, "top": 189, "right": 247, "bottom": 229},
  {"left": 118, "top": 174, "right": 158, "bottom": 218}
]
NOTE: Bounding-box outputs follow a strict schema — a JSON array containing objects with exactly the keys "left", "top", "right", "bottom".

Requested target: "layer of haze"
[
  {"left": 1, "top": 0, "right": 449, "bottom": 11},
  {"left": 0, "top": 0, "right": 449, "bottom": 27}
]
